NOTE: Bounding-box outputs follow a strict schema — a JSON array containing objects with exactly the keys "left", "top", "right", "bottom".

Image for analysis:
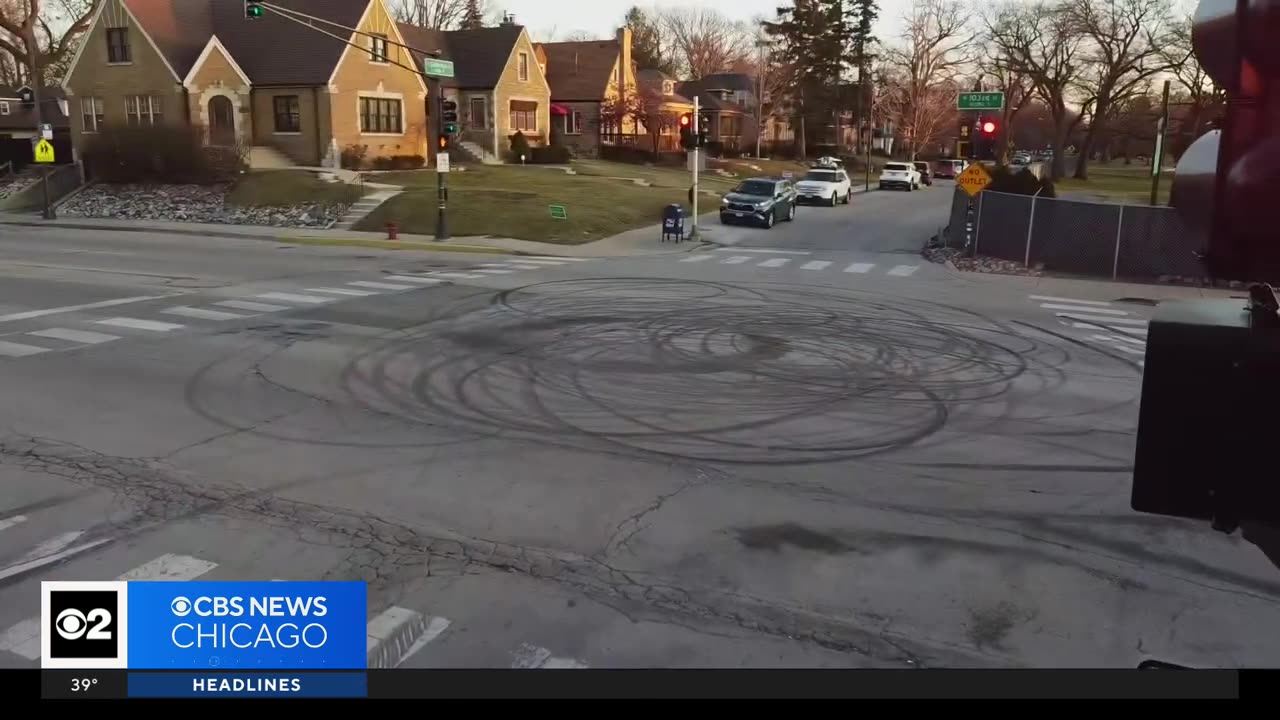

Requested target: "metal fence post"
[
  {"left": 974, "top": 191, "right": 984, "bottom": 255},
  {"left": 1024, "top": 192, "right": 1039, "bottom": 267},
  {"left": 1112, "top": 205, "right": 1125, "bottom": 280}
]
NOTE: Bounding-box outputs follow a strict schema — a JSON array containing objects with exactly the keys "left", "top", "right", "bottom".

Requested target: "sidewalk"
[{"left": 0, "top": 213, "right": 711, "bottom": 258}]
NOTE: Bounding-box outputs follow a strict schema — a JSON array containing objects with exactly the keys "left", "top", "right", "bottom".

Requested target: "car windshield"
[
  {"left": 914, "top": 163, "right": 928, "bottom": 170},
  {"left": 884, "top": 163, "right": 909, "bottom": 171},
  {"left": 734, "top": 180, "right": 776, "bottom": 196},
  {"left": 802, "top": 171, "right": 838, "bottom": 182}
]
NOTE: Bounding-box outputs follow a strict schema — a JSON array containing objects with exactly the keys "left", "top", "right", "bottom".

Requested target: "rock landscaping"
[
  {"left": 0, "top": 174, "right": 41, "bottom": 201},
  {"left": 922, "top": 246, "right": 1045, "bottom": 277},
  {"left": 60, "top": 183, "right": 349, "bottom": 228}
]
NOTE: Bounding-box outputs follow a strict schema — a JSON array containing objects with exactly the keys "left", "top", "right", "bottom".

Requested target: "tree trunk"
[{"left": 797, "top": 114, "right": 807, "bottom": 160}]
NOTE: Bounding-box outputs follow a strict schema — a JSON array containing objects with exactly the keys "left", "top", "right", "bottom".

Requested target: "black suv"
[
  {"left": 913, "top": 161, "right": 934, "bottom": 186},
  {"left": 719, "top": 178, "right": 797, "bottom": 229}
]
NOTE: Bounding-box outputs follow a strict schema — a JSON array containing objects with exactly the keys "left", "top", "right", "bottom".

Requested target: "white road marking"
[
  {"left": 713, "top": 248, "right": 811, "bottom": 255},
  {"left": 1030, "top": 295, "right": 1112, "bottom": 306},
  {"left": 681, "top": 255, "right": 715, "bottom": 263},
  {"left": 1040, "top": 303, "right": 1130, "bottom": 315},
  {"left": 349, "top": 281, "right": 416, "bottom": 290},
  {"left": 385, "top": 276, "right": 444, "bottom": 285},
  {"left": 505, "top": 264, "right": 547, "bottom": 270},
  {"left": 534, "top": 256, "right": 590, "bottom": 262},
  {"left": 0, "top": 515, "right": 27, "bottom": 532},
  {"left": 1056, "top": 313, "right": 1147, "bottom": 326},
  {"left": 799, "top": 260, "right": 832, "bottom": 270},
  {"left": 758, "top": 258, "right": 790, "bottom": 268},
  {"left": 887, "top": 265, "right": 919, "bottom": 277},
  {"left": 366, "top": 607, "right": 451, "bottom": 669},
  {"left": 722, "top": 256, "right": 752, "bottom": 264},
  {"left": 162, "top": 307, "right": 249, "bottom": 321},
  {"left": 1091, "top": 333, "right": 1145, "bottom": 346},
  {"left": 0, "top": 294, "right": 176, "bottom": 324},
  {"left": 844, "top": 263, "right": 875, "bottom": 273},
  {"left": 1070, "top": 322, "right": 1149, "bottom": 335},
  {"left": 95, "top": 317, "right": 185, "bottom": 332},
  {"left": 473, "top": 269, "right": 514, "bottom": 275},
  {"left": 29, "top": 328, "right": 121, "bottom": 345},
  {"left": 257, "top": 292, "right": 333, "bottom": 304},
  {"left": 510, "top": 643, "right": 553, "bottom": 669},
  {"left": 0, "top": 552, "right": 217, "bottom": 660},
  {"left": 1111, "top": 344, "right": 1146, "bottom": 356},
  {"left": 307, "top": 288, "right": 378, "bottom": 297},
  {"left": 504, "top": 259, "right": 566, "bottom": 266},
  {"left": 215, "top": 300, "right": 290, "bottom": 312},
  {"left": 427, "top": 272, "right": 482, "bottom": 279},
  {"left": 542, "top": 658, "right": 590, "bottom": 669},
  {"left": 0, "top": 532, "right": 113, "bottom": 584},
  {"left": 0, "top": 340, "right": 50, "bottom": 357}
]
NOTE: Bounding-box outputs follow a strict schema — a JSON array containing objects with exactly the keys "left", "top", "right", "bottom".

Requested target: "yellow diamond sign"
[
  {"left": 956, "top": 162, "right": 992, "bottom": 197},
  {"left": 33, "top": 138, "right": 55, "bottom": 163}
]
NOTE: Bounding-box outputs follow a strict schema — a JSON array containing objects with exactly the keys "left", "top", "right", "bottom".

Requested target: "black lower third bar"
[{"left": 39, "top": 670, "right": 366, "bottom": 699}]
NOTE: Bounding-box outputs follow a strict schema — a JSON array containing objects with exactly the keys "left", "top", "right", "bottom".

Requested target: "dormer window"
[{"left": 662, "top": 81, "right": 673, "bottom": 95}]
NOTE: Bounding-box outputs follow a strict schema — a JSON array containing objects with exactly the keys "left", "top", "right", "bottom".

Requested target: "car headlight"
[
  {"left": 755, "top": 201, "right": 770, "bottom": 209},
  {"left": 720, "top": 198, "right": 729, "bottom": 206}
]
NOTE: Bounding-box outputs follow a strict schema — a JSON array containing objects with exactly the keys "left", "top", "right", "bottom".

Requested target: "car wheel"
[
  {"left": 843, "top": 191, "right": 851, "bottom": 204},
  {"left": 828, "top": 193, "right": 837, "bottom": 207},
  {"left": 763, "top": 209, "right": 775, "bottom": 229},
  {"left": 787, "top": 203, "right": 796, "bottom": 221}
]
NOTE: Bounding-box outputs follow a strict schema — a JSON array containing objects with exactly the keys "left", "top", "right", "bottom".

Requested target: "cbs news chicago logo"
[{"left": 41, "top": 581, "right": 129, "bottom": 669}]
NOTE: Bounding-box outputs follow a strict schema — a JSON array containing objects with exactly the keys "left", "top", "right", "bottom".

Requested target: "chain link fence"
[{"left": 944, "top": 188, "right": 1207, "bottom": 280}]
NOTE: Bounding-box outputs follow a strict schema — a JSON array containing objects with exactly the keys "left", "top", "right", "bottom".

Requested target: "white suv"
[
  {"left": 879, "top": 162, "right": 921, "bottom": 191},
  {"left": 794, "top": 168, "right": 853, "bottom": 206}
]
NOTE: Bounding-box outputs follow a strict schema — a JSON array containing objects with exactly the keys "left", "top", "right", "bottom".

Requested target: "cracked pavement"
[{"left": 1, "top": 206, "right": 1278, "bottom": 670}]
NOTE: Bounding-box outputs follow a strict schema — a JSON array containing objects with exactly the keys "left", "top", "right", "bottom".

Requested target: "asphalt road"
[{"left": 1, "top": 206, "right": 1277, "bottom": 673}]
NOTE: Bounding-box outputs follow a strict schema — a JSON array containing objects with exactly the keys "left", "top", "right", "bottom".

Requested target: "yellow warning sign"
[
  {"left": 33, "top": 138, "right": 55, "bottom": 163},
  {"left": 956, "top": 162, "right": 992, "bottom": 197}
]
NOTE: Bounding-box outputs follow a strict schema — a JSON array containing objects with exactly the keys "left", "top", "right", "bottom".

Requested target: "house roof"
[
  {"left": 121, "top": 0, "right": 369, "bottom": 85},
  {"left": 696, "top": 73, "right": 755, "bottom": 93},
  {"left": 675, "top": 81, "right": 746, "bottom": 114},
  {"left": 636, "top": 69, "right": 692, "bottom": 104},
  {"left": 537, "top": 40, "right": 618, "bottom": 101},
  {"left": 0, "top": 86, "right": 69, "bottom": 129},
  {"left": 398, "top": 23, "right": 525, "bottom": 89}
]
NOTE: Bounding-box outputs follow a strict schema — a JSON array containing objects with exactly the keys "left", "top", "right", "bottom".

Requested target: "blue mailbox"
[{"left": 661, "top": 204, "right": 685, "bottom": 243}]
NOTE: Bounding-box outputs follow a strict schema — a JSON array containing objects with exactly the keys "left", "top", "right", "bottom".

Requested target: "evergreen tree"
[
  {"left": 763, "top": 0, "right": 850, "bottom": 158},
  {"left": 846, "top": 0, "right": 880, "bottom": 149},
  {"left": 624, "top": 7, "right": 674, "bottom": 75},
  {"left": 461, "top": 0, "right": 484, "bottom": 30}
]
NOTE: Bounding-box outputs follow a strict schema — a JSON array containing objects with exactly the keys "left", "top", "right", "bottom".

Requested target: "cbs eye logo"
[{"left": 48, "top": 590, "right": 119, "bottom": 659}]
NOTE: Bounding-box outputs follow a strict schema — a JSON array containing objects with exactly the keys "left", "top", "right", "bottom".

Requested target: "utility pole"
[
  {"left": 1150, "top": 79, "right": 1171, "bottom": 207},
  {"left": 25, "top": 26, "right": 53, "bottom": 219},
  {"left": 755, "top": 40, "right": 766, "bottom": 158},
  {"left": 864, "top": 78, "right": 873, "bottom": 192},
  {"left": 690, "top": 95, "right": 700, "bottom": 241}
]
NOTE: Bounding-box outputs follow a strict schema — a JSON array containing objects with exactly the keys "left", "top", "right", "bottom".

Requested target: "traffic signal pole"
[
  {"left": 435, "top": 82, "right": 450, "bottom": 241},
  {"left": 690, "top": 95, "right": 700, "bottom": 242}
]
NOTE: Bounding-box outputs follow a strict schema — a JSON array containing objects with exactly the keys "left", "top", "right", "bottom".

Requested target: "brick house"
[
  {"left": 398, "top": 17, "right": 552, "bottom": 163},
  {"left": 535, "top": 28, "right": 651, "bottom": 158},
  {"left": 61, "top": 0, "right": 430, "bottom": 171}
]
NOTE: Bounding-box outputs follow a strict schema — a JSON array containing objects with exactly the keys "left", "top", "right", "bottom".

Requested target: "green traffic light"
[
  {"left": 247, "top": 4, "right": 262, "bottom": 17},
  {"left": 444, "top": 123, "right": 458, "bottom": 134}
]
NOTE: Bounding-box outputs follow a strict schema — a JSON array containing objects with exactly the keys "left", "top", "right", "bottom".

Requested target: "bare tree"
[
  {"left": 389, "top": 0, "right": 474, "bottom": 29},
  {"left": 657, "top": 7, "right": 752, "bottom": 80},
  {"left": 1066, "top": 0, "right": 1173, "bottom": 179},
  {"left": 0, "top": 0, "right": 100, "bottom": 85},
  {"left": 979, "top": 52, "right": 1035, "bottom": 161},
  {"left": 882, "top": 0, "right": 972, "bottom": 160},
  {"left": 1161, "top": 15, "right": 1222, "bottom": 147},
  {"left": 983, "top": 0, "right": 1086, "bottom": 180}
]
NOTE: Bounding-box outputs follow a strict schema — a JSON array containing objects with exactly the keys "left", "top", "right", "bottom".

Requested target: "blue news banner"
[{"left": 41, "top": 580, "right": 369, "bottom": 698}]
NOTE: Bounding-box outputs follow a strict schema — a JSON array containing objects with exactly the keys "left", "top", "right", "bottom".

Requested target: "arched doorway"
[{"left": 208, "top": 95, "right": 235, "bottom": 146}]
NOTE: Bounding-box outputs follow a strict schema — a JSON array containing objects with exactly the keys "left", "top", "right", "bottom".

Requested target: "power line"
[{"left": 256, "top": 1, "right": 443, "bottom": 76}]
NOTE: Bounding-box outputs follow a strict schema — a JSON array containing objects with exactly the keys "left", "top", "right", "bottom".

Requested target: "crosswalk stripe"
[
  {"left": 1030, "top": 295, "right": 1111, "bottom": 306},
  {"left": 681, "top": 255, "right": 714, "bottom": 263},
  {"left": 505, "top": 264, "right": 547, "bottom": 269},
  {"left": 536, "top": 256, "right": 590, "bottom": 262},
  {"left": 722, "top": 256, "right": 752, "bottom": 264},
  {"left": 257, "top": 292, "right": 334, "bottom": 304},
  {"left": 307, "top": 288, "right": 377, "bottom": 297},
  {"left": 844, "top": 263, "right": 875, "bottom": 273},
  {"left": 713, "top": 248, "right": 811, "bottom": 255},
  {"left": 0, "top": 515, "right": 27, "bottom": 532},
  {"left": 214, "top": 300, "right": 290, "bottom": 312},
  {"left": 427, "top": 272, "right": 482, "bottom": 279},
  {"left": 95, "top": 317, "right": 185, "bottom": 332},
  {"left": 29, "top": 328, "right": 121, "bottom": 345},
  {"left": 1093, "top": 333, "right": 1145, "bottom": 345},
  {"left": 349, "top": 281, "right": 416, "bottom": 291},
  {"left": 1041, "top": 303, "right": 1130, "bottom": 315},
  {"left": 473, "top": 269, "right": 514, "bottom": 275},
  {"left": 541, "top": 657, "right": 590, "bottom": 669},
  {"left": 887, "top": 265, "right": 919, "bottom": 277},
  {"left": 1111, "top": 344, "right": 1146, "bottom": 356},
  {"left": 505, "top": 259, "right": 565, "bottom": 266},
  {"left": 366, "top": 606, "right": 451, "bottom": 669},
  {"left": 0, "top": 339, "right": 52, "bottom": 357},
  {"left": 758, "top": 258, "right": 790, "bottom": 268},
  {"left": 800, "top": 260, "right": 832, "bottom": 270},
  {"left": 161, "top": 307, "right": 249, "bottom": 321},
  {"left": 1057, "top": 313, "right": 1147, "bottom": 325},
  {"left": 0, "top": 553, "right": 217, "bottom": 660},
  {"left": 385, "top": 276, "right": 444, "bottom": 285}
]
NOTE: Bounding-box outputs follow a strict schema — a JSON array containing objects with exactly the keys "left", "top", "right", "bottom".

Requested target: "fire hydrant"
[{"left": 386, "top": 222, "right": 398, "bottom": 240}]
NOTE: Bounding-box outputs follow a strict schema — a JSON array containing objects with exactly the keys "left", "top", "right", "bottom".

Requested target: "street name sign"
[
  {"left": 956, "top": 162, "right": 993, "bottom": 197},
  {"left": 33, "top": 138, "right": 55, "bottom": 163},
  {"left": 423, "top": 58, "right": 455, "bottom": 78},
  {"left": 958, "top": 92, "right": 1005, "bottom": 111}
]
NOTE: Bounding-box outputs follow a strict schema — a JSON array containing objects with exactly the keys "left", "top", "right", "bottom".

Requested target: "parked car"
[
  {"left": 794, "top": 168, "right": 853, "bottom": 206},
  {"left": 913, "top": 161, "right": 934, "bottom": 186},
  {"left": 933, "top": 158, "right": 967, "bottom": 179},
  {"left": 720, "top": 177, "right": 798, "bottom": 228},
  {"left": 879, "top": 162, "right": 921, "bottom": 191}
]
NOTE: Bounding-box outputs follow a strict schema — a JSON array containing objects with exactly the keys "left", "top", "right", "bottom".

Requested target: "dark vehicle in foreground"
[
  {"left": 720, "top": 178, "right": 797, "bottom": 229},
  {"left": 913, "top": 161, "right": 934, "bottom": 186}
]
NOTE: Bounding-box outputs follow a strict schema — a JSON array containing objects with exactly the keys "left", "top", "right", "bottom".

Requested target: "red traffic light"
[
  {"left": 679, "top": 113, "right": 691, "bottom": 128},
  {"left": 981, "top": 121, "right": 996, "bottom": 134}
]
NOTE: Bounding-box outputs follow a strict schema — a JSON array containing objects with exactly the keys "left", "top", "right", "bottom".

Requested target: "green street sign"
[
  {"left": 958, "top": 92, "right": 1005, "bottom": 111},
  {"left": 423, "top": 58, "right": 455, "bottom": 78},
  {"left": 549, "top": 204, "right": 567, "bottom": 220}
]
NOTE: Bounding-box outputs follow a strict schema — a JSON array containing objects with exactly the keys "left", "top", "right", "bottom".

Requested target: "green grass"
[
  {"left": 569, "top": 159, "right": 736, "bottom": 191},
  {"left": 226, "top": 170, "right": 365, "bottom": 207},
  {"left": 274, "top": 236, "right": 507, "bottom": 253},
  {"left": 1054, "top": 162, "right": 1172, "bottom": 205},
  {"left": 359, "top": 165, "right": 708, "bottom": 244}
]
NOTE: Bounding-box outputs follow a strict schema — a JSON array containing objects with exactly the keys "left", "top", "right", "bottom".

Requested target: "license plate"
[
  {"left": 734, "top": 212, "right": 748, "bottom": 217},
  {"left": 802, "top": 194, "right": 816, "bottom": 199}
]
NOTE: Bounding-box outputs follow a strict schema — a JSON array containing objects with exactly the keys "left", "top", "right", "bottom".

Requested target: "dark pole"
[
  {"left": 433, "top": 79, "right": 449, "bottom": 241},
  {"left": 1149, "top": 79, "right": 1171, "bottom": 207},
  {"left": 25, "top": 27, "right": 53, "bottom": 220}
]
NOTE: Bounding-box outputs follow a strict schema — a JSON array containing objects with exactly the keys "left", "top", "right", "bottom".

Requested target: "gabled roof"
[
  {"left": 397, "top": 22, "right": 525, "bottom": 89},
  {"left": 537, "top": 40, "right": 619, "bottom": 101},
  {"left": 675, "top": 81, "right": 747, "bottom": 114},
  {"left": 636, "top": 69, "right": 692, "bottom": 104},
  {"left": 696, "top": 73, "right": 755, "bottom": 93},
  {"left": 0, "top": 86, "right": 69, "bottom": 129},
  {"left": 116, "top": 0, "right": 369, "bottom": 86}
]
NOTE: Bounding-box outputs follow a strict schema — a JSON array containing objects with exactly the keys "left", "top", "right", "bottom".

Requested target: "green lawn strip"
[
  {"left": 226, "top": 169, "right": 365, "bottom": 207},
  {"left": 1056, "top": 164, "right": 1171, "bottom": 205}
]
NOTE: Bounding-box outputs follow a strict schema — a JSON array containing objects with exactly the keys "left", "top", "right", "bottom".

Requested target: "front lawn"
[
  {"left": 359, "top": 165, "right": 707, "bottom": 244},
  {"left": 226, "top": 169, "right": 365, "bottom": 207},
  {"left": 1054, "top": 162, "right": 1172, "bottom": 205}
]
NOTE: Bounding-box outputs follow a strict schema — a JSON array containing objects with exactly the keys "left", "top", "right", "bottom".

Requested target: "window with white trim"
[
  {"left": 0, "top": 101, "right": 8, "bottom": 115},
  {"left": 564, "top": 111, "right": 583, "bottom": 135},
  {"left": 81, "top": 97, "right": 104, "bottom": 132},
  {"left": 518, "top": 52, "right": 529, "bottom": 82},
  {"left": 509, "top": 100, "right": 537, "bottom": 132},
  {"left": 125, "top": 95, "right": 162, "bottom": 126},
  {"left": 360, "top": 96, "right": 402, "bottom": 134},
  {"left": 369, "top": 34, "right": 389, "bottom": 63}
]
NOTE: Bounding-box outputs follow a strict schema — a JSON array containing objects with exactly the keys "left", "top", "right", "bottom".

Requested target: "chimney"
[
  {"left": 500, "top": 12, "right": 515, "bottom": 26},
  {"left": 617, "top": 26, "right": 632, "bottom": 101}
]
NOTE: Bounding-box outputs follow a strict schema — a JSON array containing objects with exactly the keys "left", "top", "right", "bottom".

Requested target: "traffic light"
[
  {"left": 438, "top": 134, "right": 450, "bottom": 151},
  {"left": 698, "top": 112, "right": 711, "bottom": 146},
  {"left": 244, "top": 1, "right": 263, "bottom": 19},
  {"left": 981, "top": 120, "right": 997, "bottom": 135},
  {"left": 440, "top": 99, "right": 458, "bottom": 135},
  {"left": 679, "top": 112, "right": 694, "bottom": 150}
]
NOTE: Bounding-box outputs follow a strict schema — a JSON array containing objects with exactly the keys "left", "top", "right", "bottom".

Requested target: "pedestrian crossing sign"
[{"left": 33, "top": 139, "right": 55, "bottom": 163}]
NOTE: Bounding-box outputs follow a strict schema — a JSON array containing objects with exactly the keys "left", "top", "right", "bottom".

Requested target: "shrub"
[
  {"left": 340, "top": 144, "right": 368, "bottom": 169},
  {"left": 81, "top": 124, "right": 241, "bottom": 183},
  {"left": 390, "top": 154, "right": 424, "bottom": 169},
  {"left": 987, "top": 165, "right": 1057, "bottom": 198},
  {"left": 529, "top": 145, "right": 571, "bottom": 164},
  {"left": 509, "top": 132, "right": 532, "bottom": 161},
  {"left": 371, "top": 156, "right": 394, "bottom": 170}
]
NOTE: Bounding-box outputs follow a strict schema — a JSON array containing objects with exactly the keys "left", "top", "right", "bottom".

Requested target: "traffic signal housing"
[
  {"left": 244, "top": 1, "right": 263, "bottom": 19},
  {"left": 440, "top": 99, "right": 459, "bottom": 135},
  {"left": 981, "top": 120, "right": 997, "bottom": 136},
  {"left": 679, "top": 112, "right": 694, "bottom": 150},
  {"left": 698, "top": 112, "right": 711, "bottom": 147}
]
